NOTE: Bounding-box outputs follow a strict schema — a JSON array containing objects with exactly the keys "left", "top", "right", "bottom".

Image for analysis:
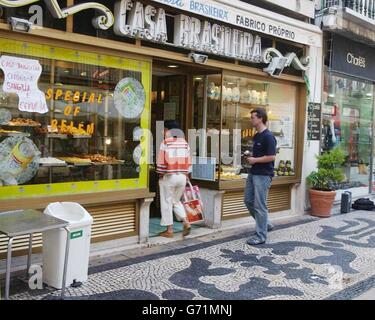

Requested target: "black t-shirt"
[{"left": 250, "top": 129, "right": 277, "bottom": 176}]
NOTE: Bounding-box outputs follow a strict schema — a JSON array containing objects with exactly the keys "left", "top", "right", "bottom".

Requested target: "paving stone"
[{"left": 4, "top": 211, "right": 375, "bottom": 300}]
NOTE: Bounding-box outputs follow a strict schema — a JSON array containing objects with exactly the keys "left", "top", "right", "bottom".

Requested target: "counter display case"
[{"left": 191, "top": 72, "right": 298, "bottom": 188}]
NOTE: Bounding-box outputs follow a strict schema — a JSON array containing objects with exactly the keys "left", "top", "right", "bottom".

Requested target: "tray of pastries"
[
  {"left": 57, "top": 156, "right": 92, "bottom": 166},
  {"left": 0, "top": 129, "right": 30, "bottom": 137},
  {"left": 81, "top": 153, "right": 124, "bottom": 165},
  {"left": 7, "top": 118, "right": 41, "bottom": 127}
]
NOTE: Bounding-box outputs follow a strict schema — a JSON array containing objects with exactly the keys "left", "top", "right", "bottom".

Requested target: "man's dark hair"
[{"left": 251, "top": 108, "right": 268, "bottom": 125}]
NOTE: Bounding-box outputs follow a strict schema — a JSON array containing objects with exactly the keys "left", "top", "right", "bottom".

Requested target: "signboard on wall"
[
  {"left": 307, "top": 103, "right": 321, "bottom": 141},
  {"left": 152, "top": 0, "right": 321, "bottom": 47},
  {"left": 331, "top": 35, "right": 375, "bottom": 82},
  {"left": 191, "top": 156, "right": 216, "bottom": 181}
]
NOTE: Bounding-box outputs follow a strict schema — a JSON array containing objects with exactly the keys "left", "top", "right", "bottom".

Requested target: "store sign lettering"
[
  {"left": 347, "top": 53, "right": 366, "bottom": 69},
  {"left": 0, "top": 0, "right": 114, "bottom": 30},
  {"left": 114, "top": 0, "right": 168, "bottom": 42},
  {"left": 45, "top": 89, "right": 103, "bottom": 104},
  {"left": 47, "top": 89, "right": 98, "bottom": 135},
  {"left": 113, "top": 0, "right": 262, "bottom": 63},
  {"left": 174, "top": 14, "right": 262, "bottom": 62},
  {"left": 189, "top": 0, "right": 229, "bottom": 21}
]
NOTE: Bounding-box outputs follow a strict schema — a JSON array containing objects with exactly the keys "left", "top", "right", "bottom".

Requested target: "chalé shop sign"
[{"left": 0, "top": 0, "right": 310, "bottom": 71}]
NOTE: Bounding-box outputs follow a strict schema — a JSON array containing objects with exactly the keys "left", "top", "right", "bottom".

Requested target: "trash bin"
[{"left": 42, "top": 202, "right": 93, "bottom": 289}]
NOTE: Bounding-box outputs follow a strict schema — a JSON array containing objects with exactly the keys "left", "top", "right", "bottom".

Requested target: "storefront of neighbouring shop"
[
  {"left": 0, "top": 0, "right": 322, "bottom": 257},
  {"left": 322, "top": 33, "right": 375, "bottom": 200}
]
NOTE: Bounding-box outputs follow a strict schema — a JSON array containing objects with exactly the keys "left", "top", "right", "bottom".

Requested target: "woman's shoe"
[
  {"left": 183, "top": 225, "right": 191, "bottom": 236},
  {"left": 159, "top": 230, "right": 174, "bottom": 238}
]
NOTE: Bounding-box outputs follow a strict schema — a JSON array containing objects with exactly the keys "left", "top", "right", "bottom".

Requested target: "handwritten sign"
[
  {"left": 307, "top": 103, "right": 321, "bottom": 141},
  {"left": 0, "top": 55, "right": 48, "bottom": 114}
]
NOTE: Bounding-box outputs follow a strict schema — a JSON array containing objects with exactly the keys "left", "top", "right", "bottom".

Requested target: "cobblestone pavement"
[{"left": 4, "top": 211, "right": 375, "bottom": 300}]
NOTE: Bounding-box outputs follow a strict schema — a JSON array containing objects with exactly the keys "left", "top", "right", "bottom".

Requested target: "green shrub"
[{"left": 306, "top": 148, "right": 345, "bottom": 191}]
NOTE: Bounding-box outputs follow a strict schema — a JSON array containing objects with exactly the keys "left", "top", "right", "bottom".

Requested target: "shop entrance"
[{"left": 149, "top": 59, "right": 219, "bottom": 236}]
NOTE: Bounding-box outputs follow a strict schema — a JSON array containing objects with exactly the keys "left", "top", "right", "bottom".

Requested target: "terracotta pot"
[{"left": 309, "top": 189, "right": 336, "bottom": 218}]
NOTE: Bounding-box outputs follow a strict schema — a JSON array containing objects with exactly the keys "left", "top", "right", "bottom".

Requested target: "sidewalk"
[
  {"left": 0, "top": 209, "right": 298, "bottom": 276},
  {"left": 3, "top": 209, "right": 375, "bottom": 300}
]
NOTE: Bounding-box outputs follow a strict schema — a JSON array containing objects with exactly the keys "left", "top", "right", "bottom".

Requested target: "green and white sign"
[
  {"left": 70, "top": 230, "right": 83, "bottom": 240},
  {"left": 114, "top": 77, "right": 145, "bottom": 120}
]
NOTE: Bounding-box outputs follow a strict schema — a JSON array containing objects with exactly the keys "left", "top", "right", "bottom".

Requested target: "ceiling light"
[
  {"left": 195, "top": 77, "right": 202, "bottom": 80},
  {"left": 168, "top": 65, "right": 178, "bottom": 68}
]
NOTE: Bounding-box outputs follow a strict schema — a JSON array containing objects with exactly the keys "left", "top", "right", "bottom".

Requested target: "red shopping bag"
[{"left": 183, "top": 179, "right": 204, "bottom": 223}]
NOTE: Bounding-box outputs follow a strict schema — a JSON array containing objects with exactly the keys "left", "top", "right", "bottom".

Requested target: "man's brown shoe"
[{"left": 159, "top": 230, "right": 174, "bottom": 238}]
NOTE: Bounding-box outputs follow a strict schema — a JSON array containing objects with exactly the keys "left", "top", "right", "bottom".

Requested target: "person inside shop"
[
  {"left": 244, "top": 108, "right": 277, "bottom": 245},
  {"left": 156, "top": 120, "right": 192, "bottom": 238}
]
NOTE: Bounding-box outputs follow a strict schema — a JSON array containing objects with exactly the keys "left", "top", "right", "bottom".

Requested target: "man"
[
  {"left": 244, "top": 108, "right": 277, "bottom": 245},
  {"left": 156, "top": 120, "right": 192, "bottom": 238}
]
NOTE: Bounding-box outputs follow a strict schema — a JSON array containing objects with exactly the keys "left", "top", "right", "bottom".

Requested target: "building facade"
[
  {"left": 315, "top": 0, "right": 375, "bottom": 200},
  {"left": 0, "top": 0, "right": 322, "bottom": 257}
]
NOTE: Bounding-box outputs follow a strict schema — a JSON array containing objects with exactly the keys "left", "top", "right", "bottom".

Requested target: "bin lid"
[{"left": 44, "top": 202, "right": 93, "bottom": 229}]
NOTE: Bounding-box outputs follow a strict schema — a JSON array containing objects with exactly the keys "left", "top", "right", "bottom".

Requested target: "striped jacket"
[{"left": 156, "top": 137, "right": 192, "bottom": 175}]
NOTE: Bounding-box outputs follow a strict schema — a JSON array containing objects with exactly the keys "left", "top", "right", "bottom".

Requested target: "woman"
[{"left": 156, "top": 120, "right": 191, "bottom": 238}]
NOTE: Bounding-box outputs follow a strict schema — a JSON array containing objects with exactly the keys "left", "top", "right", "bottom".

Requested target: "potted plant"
[{"left": 306, "top": 147, "right": 346, "bottom": 218}]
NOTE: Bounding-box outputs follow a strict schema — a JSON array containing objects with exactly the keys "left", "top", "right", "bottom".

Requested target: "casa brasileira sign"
[
  {"left": 0, "top": 0, "right": 310, "bottom": 69},
  {"left": 152, "top": 0, "right": 321, "bottom": 48}
]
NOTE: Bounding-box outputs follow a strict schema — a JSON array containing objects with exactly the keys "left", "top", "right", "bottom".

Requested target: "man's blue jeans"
[{"left": 244, "top": 174, "right": 272, "bottom": 241}]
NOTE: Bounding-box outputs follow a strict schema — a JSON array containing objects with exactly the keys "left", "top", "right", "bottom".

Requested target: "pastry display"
[
  {"left": 57, "top": 156, "right": 92, "bottom": 164},
  {"left": 81, "top": 153, "right": 123, "bottom": 163},
  {"left": 8, "top": 118, "right": 41, "bottom": 126},
  {"left": 0, "top": 128, "right": 29, "bottom": 136}
]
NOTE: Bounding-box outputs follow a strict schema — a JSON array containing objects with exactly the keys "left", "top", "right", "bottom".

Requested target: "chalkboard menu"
[{"left": 307, "top": 103, "right": 321, "bottom": 140}]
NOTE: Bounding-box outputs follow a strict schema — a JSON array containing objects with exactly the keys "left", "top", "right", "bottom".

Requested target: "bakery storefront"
[{"left": 0, "top": 0, "right": 321, "bottom": 256}]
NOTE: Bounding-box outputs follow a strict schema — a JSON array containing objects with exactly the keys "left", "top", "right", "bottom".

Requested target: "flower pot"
[{"left": 309, "top": 189, "right": 336, "bottom": 218}]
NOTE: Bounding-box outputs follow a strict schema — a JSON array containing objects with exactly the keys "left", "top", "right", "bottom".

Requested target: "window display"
[
  {"left": 191, "top": 73, "right": 298, "bottom": 182},
  {"left": 322, "top": 73, "right": 373, "bottom": 193},
  {"left": 0, "top": 38, "right": 150, "bottom": 199},
  {"left": 220, "top": 75, "right": 297, "bottom": 181},
  {"left": 192, "top": 74, "right": 221, "bottom": 181}
]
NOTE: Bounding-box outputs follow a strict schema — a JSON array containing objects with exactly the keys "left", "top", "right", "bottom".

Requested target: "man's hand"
[{"left": 247, "top": 157, "right": 257, "bottom": 165}]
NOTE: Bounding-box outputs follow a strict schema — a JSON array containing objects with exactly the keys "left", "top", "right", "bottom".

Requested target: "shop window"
[
  {"left": 322, "top": 73, "right": 374, "bottom": 194},
  {"left": 191, "top": 73, "right": 297, "bottom": 182},
  {"left": 220, "top": 75, "right": 297, "bottom": 181},
  {"left": 0, "top": 38, "right": 150, "bottom": 199}
]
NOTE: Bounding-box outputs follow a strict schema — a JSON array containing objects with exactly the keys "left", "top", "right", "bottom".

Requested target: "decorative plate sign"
[
  {"left": 0, "top": 55, "right": 48, "bottom": 114},
  {"left": 114, "top": 78, "right": 145, "bottom": 120},
  {"left": 0, "top": 136, "right": 41, "bottom": 185}
]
